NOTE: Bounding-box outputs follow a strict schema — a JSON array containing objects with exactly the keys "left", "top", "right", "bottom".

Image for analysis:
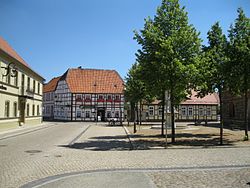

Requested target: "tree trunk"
[
  {"left": 136, "top": 103, "right": 139, "bottom": 125},
  {"left": 170, "top": 90, "right": 175, "bottom": 143},
  {"left": 139, "top": 100, "right": 142, "bottom": 125},
  {"left": 219, "top": 86, "right": 223, "bottom": 145},
  {"left": 161, "top": 92, "right": 165, "bottom": 136},
  {"left": 244, "top": 89, "right": 249, "bottom": 140},
  {"left": 134, "top": 103, "right": 137, "bottom": 133}
]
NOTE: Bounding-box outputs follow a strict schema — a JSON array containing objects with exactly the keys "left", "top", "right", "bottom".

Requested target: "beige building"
[
  {"left": 130, "top": 91, "right": 219, "bottom": 123},
  {"left": 0, "top": 36, "right": 45, "bottom": 129}
]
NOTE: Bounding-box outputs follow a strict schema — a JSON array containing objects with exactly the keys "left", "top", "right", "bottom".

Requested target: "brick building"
[{"left": 222, "top": 91, "right": 250, "bottom": 129}]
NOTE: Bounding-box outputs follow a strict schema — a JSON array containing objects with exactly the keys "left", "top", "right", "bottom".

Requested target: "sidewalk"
[{"left": 0, "top": 121, "right": 54, "bottom": 140}]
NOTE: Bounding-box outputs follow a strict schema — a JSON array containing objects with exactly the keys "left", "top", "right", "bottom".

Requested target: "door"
[{"left": 97, "top": 108, "right": 105, "bottom": 121}]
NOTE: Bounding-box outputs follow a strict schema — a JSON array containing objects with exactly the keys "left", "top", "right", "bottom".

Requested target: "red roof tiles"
[
  {"left": 43, "top": 76, "right": 61, "bottom": 93},
  {"left": 181, "top": 91, "right": 219, "bottom": 105},
  {"left": 0, "top": 36, "right": 29, "bottom": 67},
  {"left": 66, "top": 68, "right": 124, "bottom": 94}
]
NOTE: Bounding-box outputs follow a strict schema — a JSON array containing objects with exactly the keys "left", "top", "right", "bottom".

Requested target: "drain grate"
[{"left": 25, "top": 150, "right": 42, "bottom": 153}]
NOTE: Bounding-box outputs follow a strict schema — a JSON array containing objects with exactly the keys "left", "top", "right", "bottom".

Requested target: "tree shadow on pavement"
[
  {"left": 132, "top": 134, "right": 236, "bottom": 150},
  {"left": 60, "top": 135, "right": 133, "bottom": 151},
  {"left": 59, "top": 133, "right": 240, "bottom": 151}
]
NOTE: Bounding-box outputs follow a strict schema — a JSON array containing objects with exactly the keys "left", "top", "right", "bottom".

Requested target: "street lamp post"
[
  {"left": 94, "top": 82, "right": 97, "bottom": 124},
  {"left": 0, "top": 62, "right": 18, "bottom": 90}
]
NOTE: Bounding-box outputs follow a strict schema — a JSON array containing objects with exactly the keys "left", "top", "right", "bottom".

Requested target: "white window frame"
[
  {"left": 188, "top": 107, "right": 193, "bottom": 116},
  {"left": 76, "top": 111, "right": 81, "bottom": 118},
  {"left": 199, "top": 107, "right": 203, "bottom": 116},
  {"left": 206, "top": 107, "right": 211, "bottom": 116},
  {"left": 149, "top": 106, "right": 154, "bottom": 116},
  {"left": 181, "top": 107, "right": 187, "bottom": 116}
]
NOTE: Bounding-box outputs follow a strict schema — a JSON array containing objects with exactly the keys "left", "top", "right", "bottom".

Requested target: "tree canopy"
[{"left": 133, "top": 0, "right": 202, "bottom": 142}]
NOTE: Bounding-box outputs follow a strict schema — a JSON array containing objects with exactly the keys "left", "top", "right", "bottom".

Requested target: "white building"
[
  {"left": 0, "top": 36, "right": 45, "bottom": 128},
  {"left": 43, "top": 68, "right": 124, "bottom": 122}
]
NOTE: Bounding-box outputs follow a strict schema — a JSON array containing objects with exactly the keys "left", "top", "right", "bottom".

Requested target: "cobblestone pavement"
[{"left": 0, "top": 122, "right": 250, "bottom": 188}]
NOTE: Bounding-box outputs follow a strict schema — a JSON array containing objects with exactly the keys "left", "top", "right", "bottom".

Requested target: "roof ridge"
[
  {"left": 0, "top": 36, "right": 29, "bottom": 67},
  {"left": 70, "top": 67, "right": 116, "bottom": 72}
]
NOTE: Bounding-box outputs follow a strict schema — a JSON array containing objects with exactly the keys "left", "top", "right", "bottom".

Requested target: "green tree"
[
  {"left": 228, "top": 8, "right": 250, "bottom": 140},
  {"left": 125, "top": 63, "right": 151, "bottom": 131},
  {"left": 134, "top": 0, "right": 201, "bottom": 142},
  {"left": 198, "top": 22, "right": 228, "bottom": 144}
]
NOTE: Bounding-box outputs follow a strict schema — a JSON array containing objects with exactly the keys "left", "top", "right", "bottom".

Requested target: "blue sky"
[{"left": 1, "top": 0, "right": 249, "bottom": 82}]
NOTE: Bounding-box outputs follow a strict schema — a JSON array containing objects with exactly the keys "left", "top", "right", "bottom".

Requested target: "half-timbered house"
[
  {"left": 43, "top": 67, "right": 124, "bottom": 122},
  {"left": 130, "top": 91, "right": 219, "bottom": 123}
]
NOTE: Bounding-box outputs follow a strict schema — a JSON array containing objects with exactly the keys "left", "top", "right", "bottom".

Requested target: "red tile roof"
[
  {"left": 0, "top": 36, "right": 29, "bottom": 67},
  {"left": 181, "top": 91, "right": 219, "bottom": 105},
  {"left": 43, "top": 76, "right": 61, "bottom": 93},
  {"left": 66, "top": 68, "right": 124, "bottom": 94}
]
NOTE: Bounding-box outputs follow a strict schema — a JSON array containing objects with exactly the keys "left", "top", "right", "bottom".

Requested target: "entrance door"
[{"left": 97, "top": 108, "right": 105, "bottom": 121}]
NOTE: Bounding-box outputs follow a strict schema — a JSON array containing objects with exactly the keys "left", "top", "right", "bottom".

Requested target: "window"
[
  {"left": 86, "top": 111, "right": 90, "bottom": 118},
  {"left": 13, "top": 102, "right": 17, "bottom": 117},
  {"left": 107, "top": 95, "right": 112, "bottom": 100},
  {"left": 159, "top": 106, "right": 163, "bottom": 116},
  {"left": 6, "top": 74, "right": 11, "bottom": 84},
  {"left": 27, "top": 104, "right": 30, "bottom": 117},
  {"left": 21, "top": 74, "right": 25, "bottom": 94},
  {"left": 32, "top": 105, "right": 35, "bottom": 116},
  {"left": 199, "top": 107, "right": 203, "bottom": 116},
  {"left": 115, "top": 95, "right": 120, "bottom": 101},
  {"left": 76, "top": 94, "right": 82, "bottom": 100},
  {"left": 206, "top": 107, "right": 211, "bottom": 116},
  {"left": 98, "top": 94, "right": 104, "bottom": 102},
  {"left": 38, "top": 83, "right": 40, "bottom": 94},
  {"left": 27, "top": 77, "right": 30, "bottom": 91},
  {"left": 46, "top": 106, "right": 50, "bottom": 114},
  {"left": 181, "top": 107, "right": 187, "bottom": 116},
  {"left": 85, "top": 94, "right": 91, "bottom": 102},
  {"left": 76, "top": 111, "right": 81, "bottom": 118},
  {"left": 107, "top": 111, "right": 111, "bottom": 118},
  {"left": 115, "top": 111, "right": 119, "bottom": 118},
  {"left": 14, "top": 72, "right": 18, "bottom": 86},
  {"left": 76, "top": 94, "right": 82, "bottom": 102},
  {"left": 33, "top": 80, "right": 36, "bottom": 93},
  {"left": 4, "top": 101, "right": 10, "bottom": 117},
  {"left": 188, "top": 107, "right": 193, "bottom": 116},
  {"left": 149, "top": 106, "right": 154, "bottom": 116},
  {"left": 37, "top": 105, "right": 40, "bottom": 116}
]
